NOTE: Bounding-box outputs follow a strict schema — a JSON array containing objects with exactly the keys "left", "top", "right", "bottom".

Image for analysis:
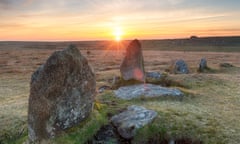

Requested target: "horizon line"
[{"left": 0, "top": 35, "right": 240, "bottom": 42}]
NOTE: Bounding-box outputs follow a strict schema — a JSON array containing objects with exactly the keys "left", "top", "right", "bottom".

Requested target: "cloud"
[
  {"left": 0, "top": 0, "right": 239, "bottom": 40},
  {"left": 0, "top": 0, "right": 11, "bottom": 9}
]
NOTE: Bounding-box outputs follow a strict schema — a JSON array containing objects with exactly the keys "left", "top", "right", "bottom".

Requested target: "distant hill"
[
  {"left": 141, "top": 36, "right": 240, "bottom": 52},
  {"left": 0, "top": 36, "right": 240, "bottom": 52}
]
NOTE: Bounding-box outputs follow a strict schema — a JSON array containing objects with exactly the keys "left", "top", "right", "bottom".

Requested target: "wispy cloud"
[{"left": 0, "top": 0, "right": 239, "bottom": 40}]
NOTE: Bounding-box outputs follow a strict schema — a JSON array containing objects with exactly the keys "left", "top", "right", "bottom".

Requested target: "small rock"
[
  {"left": 114, "top": 84, "right": 183, "bottom": 100},
  {"left": 111, "top": 105, "right": 157, "bottom": 139},
  {"left": 146, "top": 72, "right": 162, "bottom": 80},
  {"left": 198, "top": 58, "right": 208, "bottom": 72},
  {"left": 98, "top": 85, "right": 111, "bottom": 93},
  {"left": 120, "top": 39, "right": 145, "bottom": 82},
  {"left": 87, "top": 50, "right": 91, "bottom": 55},
  {"left": 145, "top": 71, "right": 167, "bottom": 84},
  {"left": 89, "top": 125, "right": 119, "bottom": 144},
  {"left": 174, "top": 59, "right": 189, "bottom": 74}
]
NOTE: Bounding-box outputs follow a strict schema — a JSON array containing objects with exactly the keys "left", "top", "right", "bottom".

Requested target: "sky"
[{"left": 0, "top": 0, "right": 240, "bottom": 41}]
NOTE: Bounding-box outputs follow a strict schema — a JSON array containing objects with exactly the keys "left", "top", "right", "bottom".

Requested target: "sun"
[{"left": 113, "top": 26, "right": 123, "bottom": 42}]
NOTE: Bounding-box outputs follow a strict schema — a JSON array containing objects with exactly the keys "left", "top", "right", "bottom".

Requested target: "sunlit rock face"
[
  {"left": 120, "top": 39, "right": 145, "bottom": 82},
  {"left": 173, "top": 59, "right": 189, "bottom": 74},
  {"left": 111, "top": 105, "right": 157, "bottom": 139},
  {"left": 28, "top": 45, "right": 96, "bottom": 143}
]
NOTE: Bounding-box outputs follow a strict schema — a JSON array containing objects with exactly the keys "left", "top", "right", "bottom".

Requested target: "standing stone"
[
  {"left": 120, "top": 39, "right": 145, "bottom": 81},
  {"left": 173, "top": 59, "right": 189, "bottom": 74},
  {"left": 198, "top": 58, "right": 207, "bottom": 72},
  {"left": 28, "top": 45, "right": 96, "bottom": 143}
]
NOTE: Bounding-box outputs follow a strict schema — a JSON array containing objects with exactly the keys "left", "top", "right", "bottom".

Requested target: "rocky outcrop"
[
  {"left": 114, "top": 84, "right": 183, "bottom": 100},
  {"left": 120, "top": 39, "right": 145, "bottom": 82},
  {"left": 28, "top": 45, "right": 96, "bottom": 143},
  {"left": 111, "top": 105, "right": 157, "bottom": 139}
]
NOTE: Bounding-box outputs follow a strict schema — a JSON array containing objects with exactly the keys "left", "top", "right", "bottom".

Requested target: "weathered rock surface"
[
  {"left": 111, "top": 105, "right": 157, "bottom": 139},
  {"left": 145, "top": 71, "right": 167, "bottom": 84},
  {"left": 146, "top": 72, "right": 162, "bottom": 80},
  {"left": 28, "top": 45, "right": 96, "bottom": 142},
  {"left": 120, "top": 39, "right": 145, "bottom": 82},
  {"left": 198, "top": 58, "right": 207, "bottom": 72},
  {"left": 98, "top": 85, "right": 111, "bottom": 93},
  {"left": 174, "top": 59, "right": 189, "bottom": 74},
  {"left": 114, "top": 84, "right": 183, "bottom": 100}
]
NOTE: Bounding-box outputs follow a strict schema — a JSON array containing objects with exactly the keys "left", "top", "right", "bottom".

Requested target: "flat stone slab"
[
  {"left": 114, "top": 84, "right": 183, "bottom": 100},
  {"left": 111, "top": 105, "right": 157, "bottom": 139}
]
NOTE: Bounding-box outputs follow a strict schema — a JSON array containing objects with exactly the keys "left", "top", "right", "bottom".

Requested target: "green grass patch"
[{"left": 52, "top": 110, "right": 107, "bottom": 144}]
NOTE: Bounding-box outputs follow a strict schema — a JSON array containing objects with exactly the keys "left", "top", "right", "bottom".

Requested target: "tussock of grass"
[{"left": 52, "top": 110, "right": 108, "bottom": 144}]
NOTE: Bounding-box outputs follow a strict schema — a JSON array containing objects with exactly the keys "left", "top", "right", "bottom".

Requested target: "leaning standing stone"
[
  {"left": 120, "top": 39, "right": 145, "bottom": 81},
  {"left": 28, "top": 45, "right": 96, "bottom": 143},
  {"left": 173, "top": 59, "right": 189, "bottom": 74}
]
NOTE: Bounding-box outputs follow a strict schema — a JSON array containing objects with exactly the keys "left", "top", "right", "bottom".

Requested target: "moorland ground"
[{"left": 0, "top": 39, "right": 240, "bottom": 143}]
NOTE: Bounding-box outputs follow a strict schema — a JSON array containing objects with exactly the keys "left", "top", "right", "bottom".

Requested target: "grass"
[
  {"left": 97, "top": 67, "right": 239, "bottom": 144},
  {"left": 82, "top": 67, "right": 239, "bottom": 143},
  {"left": 52, "top": 110, "right": 108, "bottom": 144},
  {"left": 0, "top": 46, "right": 240, "bottom": 143},
  {"left": 0, "top": 75, "right": 29, "bottom": 144}
]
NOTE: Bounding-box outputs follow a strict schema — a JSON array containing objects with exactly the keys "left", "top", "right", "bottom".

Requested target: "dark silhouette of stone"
[
  {"left": 111, "top": 105, "right": 157, "bottom": 139},
  {"left": 198, "top": 58, "right": 208, "bottom": 72},
  {"left": 87, "top": 50, "right": 91, "bottom": 55},
  {"left": 174, "top": 59, "right": 189, "bottom": 74},
  {"left": 190, "top": 35, "right": 198, "bottom": 39},
  {"left": 28, "top": 45, "right": 96, "bottom": 143},
  {"left": 120, "top": 39, "right": 145, "bottom": 82}
]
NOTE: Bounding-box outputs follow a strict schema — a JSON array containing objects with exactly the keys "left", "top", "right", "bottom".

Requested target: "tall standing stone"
[
  {"left": 120, "top": 39, "right": 145, "bottom": 81},
  {"left": 28, "top": 45, "right": 96, "bottom": 143}
]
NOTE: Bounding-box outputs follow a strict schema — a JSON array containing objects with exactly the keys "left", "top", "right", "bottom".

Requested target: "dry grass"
[{"left": 0, "top": 42, "right": 240, "bottom": 143}]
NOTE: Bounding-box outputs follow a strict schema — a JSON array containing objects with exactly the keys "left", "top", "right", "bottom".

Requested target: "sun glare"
[{"left": 113, "top": 26, "right": 123, "bottom": 42}]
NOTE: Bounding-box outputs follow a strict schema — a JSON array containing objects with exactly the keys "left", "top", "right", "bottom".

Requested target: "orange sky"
[{"left": 0, "top": 0, "right": 240, "bottom": 41}]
